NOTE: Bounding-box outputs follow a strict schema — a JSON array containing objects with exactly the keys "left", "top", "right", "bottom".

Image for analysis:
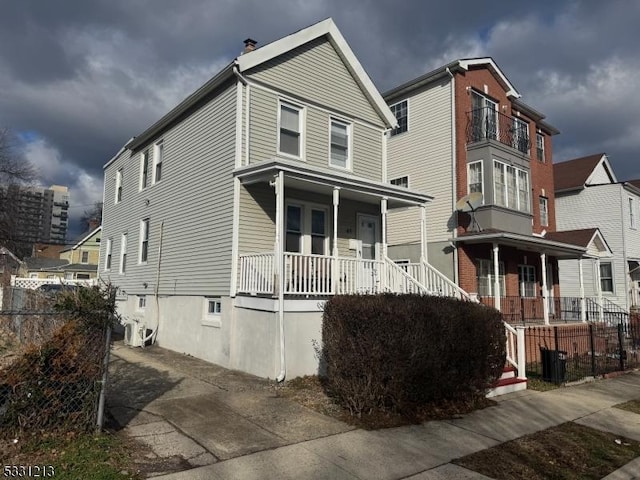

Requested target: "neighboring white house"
[
  {"left": 99, "top": 19, "right": 453, "bottom": 380},
  {"left": 555, "top": 153, "right": 640, "bottom": 311}
]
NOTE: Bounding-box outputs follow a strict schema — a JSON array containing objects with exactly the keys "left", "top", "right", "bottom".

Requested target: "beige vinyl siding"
[
  {"left": 248, "top": 85, "right": 383, "bottom": 181},
  {"left": 387, "top": 78, "right": 453, "bottom": 245},
  {"left": 100, "top": 82, "right": 237, "bottom": 297},
  {"left": 246, "top": 37, "right": 382, "bottom": 127}
]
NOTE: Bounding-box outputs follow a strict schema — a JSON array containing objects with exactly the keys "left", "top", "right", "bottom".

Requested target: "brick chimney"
[
  {"left": 243, "top": 38, "right": 257, "bottom": 54},
  {"left": 89, "top": 218, "right": 100, "bottom": 231}
]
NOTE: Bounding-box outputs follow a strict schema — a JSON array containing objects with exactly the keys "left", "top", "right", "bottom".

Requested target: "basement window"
[{"left": 202, "top": 297, "right": 222, "bottom": 328}]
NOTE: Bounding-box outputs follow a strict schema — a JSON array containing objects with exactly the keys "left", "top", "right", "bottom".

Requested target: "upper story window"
[
  {"left": 329, "top": 120, "right": 351, "bottom": 169},
  {"left": 390, "top": 100, "right": 408, "bottom": 136},
  {"left": 493, "top": 161, "right": 530, "bottom": 213},
  {"left": 629, "top": 197, "right": 636, "bottom": 229},
  {"left": 140, "top": 218, "right": 150, "bottom": 263},
  {"left": 105, "top": 238, "right": 112, "bottom": 271},
  {"left": 153, "top": 140, "right": 163, "bottom": 184},
  {"left": 511, "top": 117, "right": 530, "bottom": 155},
  {"left": 539, "top": 196, "right": 549, "bottom": 227},
  {"left": 140, "top": 150, "right": 150, "bottom": 189},
  {"left": 120, "top": 233, "right": 127, "bottom": 274},
  {"left": 390, "top": 176, "right": 409, "bottom": 188},
  {"left": 536, "top": 133, "right": 545, "bottom": 162},
  {"left": 115, "top": 169, "right": 123, "bottom": 203},
  {"left": 81, "top": 251, "right": 89, "bottom": 264},
  {"left": 470, "top": 91, "right": 498, "bottom": 142},
  {"left": 468, "top": 161, "right": 483, "bottom": 195},
  {"left": 279, "top": 102, "right": 303, "bottom": 158}
]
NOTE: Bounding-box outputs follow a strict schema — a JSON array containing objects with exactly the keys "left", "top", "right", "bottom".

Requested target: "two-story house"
[
  {"left": 99, "top": 19, "right": 444, "bottom": 380},
  {"left": 384, "top": 58, "right": 607, "bottom": 323},
  {"left": 555, "top": 153, "right": 640, "bottom": 312}
]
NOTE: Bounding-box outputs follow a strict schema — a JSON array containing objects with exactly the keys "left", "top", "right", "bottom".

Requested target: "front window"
[
  {"left": 390, "top": 100, "right": 408, "bottom": 136},
  {"left": 279, "top": 103, "right": 302, "bottom": 158},
  {"left": 518, "top": 265, "right": 536, "bottom": 297},
  {"left": 286, "top": 205, "right": 302, "bottom": 253},
  {"left": 140, "top": 219, "right": 150, "bottom": 263},
  {"left": 468, "top": 161, "right": 483, "bottom": 195},
  {"left": 536, "top": 133, "right": 545, "bottom": 162},
  {"left": 477, "top": 259, "right": 505, "bottom": 297},
  {"left": 600, "top": 262, "right": 614, "bottom": 293},
  {"left": 512, "top": 117, "right": 529, "bottom": 154},
  {"left": 493, "top": 161, "right": 530, "bottom": 213},
  {"left": 153, "top": 141, "right": 163, "bottom": 183},
  {"left": 539, "top": 196, "right": 549, "bottom": 227},
  {"left": 390, "top": 176, "right": 409, "bottom": 188},
  {"left": 311, "top": 209, "right": 326, "bottom": 255},
  {"left": 330, "top": 120, "right": 350, "bottom": 168}
]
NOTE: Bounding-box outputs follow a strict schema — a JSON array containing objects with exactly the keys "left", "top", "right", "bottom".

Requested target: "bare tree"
[{"left": 80, "top": 201, "right": 103, "bottom": 231}]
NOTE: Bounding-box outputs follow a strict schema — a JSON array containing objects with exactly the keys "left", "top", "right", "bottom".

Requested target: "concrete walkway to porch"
[{"left": 107, "top": 342, "right": 640, "bottom": 479}]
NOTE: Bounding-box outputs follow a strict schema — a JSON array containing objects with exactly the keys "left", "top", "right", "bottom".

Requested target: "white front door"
[{"left": 357, "top": 214, "right": 379, "bottom": 260}]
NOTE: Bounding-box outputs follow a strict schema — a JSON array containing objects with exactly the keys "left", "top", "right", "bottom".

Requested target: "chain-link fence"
[{"left": 0, "top": 285, "right": 113, "bottom": 437}]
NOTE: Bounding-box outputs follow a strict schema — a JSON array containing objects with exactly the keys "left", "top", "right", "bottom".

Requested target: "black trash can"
[{"left": 540, "top": 347, "right": 567, "bottom": 383}]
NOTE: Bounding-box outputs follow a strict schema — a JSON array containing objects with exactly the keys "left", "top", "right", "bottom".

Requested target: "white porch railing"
[
  {"left": 10, "top": 276, "right": 97, "bottom": 290},
  {"left": 401, "top": 262, "right": 472, "bottom": 300},
  {"left": 504, "top": 322, "right": 526, "bottom": 380},
  {"left": 238, "top": 253, "right": 274, "bottom": 295}
]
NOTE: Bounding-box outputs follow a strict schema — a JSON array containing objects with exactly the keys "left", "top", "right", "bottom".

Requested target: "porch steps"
[{"left": 487, "top": 367, "right": 527, "bottom": 398}]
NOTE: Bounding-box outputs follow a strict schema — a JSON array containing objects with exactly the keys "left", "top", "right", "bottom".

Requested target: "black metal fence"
[
  {"left": 0, "top": 286, "right": 113, "bottom": 437},
  {"left": 524, "top": 320, "right": 640, "bottom": 384}
]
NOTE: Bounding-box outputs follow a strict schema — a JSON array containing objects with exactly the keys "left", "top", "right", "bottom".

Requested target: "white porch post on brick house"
[
  {"left": 381, "top": 197, "right": 388, "bottom": 258},
  {"left": 493, "top": 242, "right": 501, "bottom": 311},
  {"left": 332, "top": 187, "right": 340, "bottom": 294},
  {"left": 541, "top": 252, "right": 549, "bottom": 325},
  {"left": 579, "top": 256, "right": 586, "bottom": 322},
  {"left": 273, "top": 171, "right": 284, "bottom": 296}
]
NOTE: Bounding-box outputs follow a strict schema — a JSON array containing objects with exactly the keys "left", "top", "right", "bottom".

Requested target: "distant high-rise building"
[{"left": 0, "top": 184, "right": 69, "bottom": 247}]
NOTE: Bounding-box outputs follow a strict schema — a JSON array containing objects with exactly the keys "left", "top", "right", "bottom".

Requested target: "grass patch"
[
  {"left": 526, "top": 376, "right": 561, "bottom": 392},
  {"left": 1, "top": 431, "right": 142, "bottom": 479},
  {"left": 278, "top": 375, "right": 495, "bottom": 429},
  {"left": 614, "top": 399, "right": 640, "bottom": 415},
  {"left": 454, "top": 422, "right": 640, "bottom": 479}
]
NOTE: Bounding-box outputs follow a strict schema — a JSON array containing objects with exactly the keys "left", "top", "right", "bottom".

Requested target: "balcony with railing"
[{"left": 466, "top": 107, "right": 531, "bottom": 156}]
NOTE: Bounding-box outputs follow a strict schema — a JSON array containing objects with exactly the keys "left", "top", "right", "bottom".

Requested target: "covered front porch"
[
  {"left": 232, "top": 159, "right": 464, "bottom": 299},
  {"left": 455, "top": 229, "right": 613, "bottom": 325}
]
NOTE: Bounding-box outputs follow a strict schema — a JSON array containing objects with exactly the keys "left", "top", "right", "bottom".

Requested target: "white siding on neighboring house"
[
  {"left": 587, "top": 162, "right": 614, "bottom": 185},
  {"left": 100, "top": 83, "right": 237, "bottom": 297},
  {"left": 387, "top": 78, "right": 454, "bottom": 246}
]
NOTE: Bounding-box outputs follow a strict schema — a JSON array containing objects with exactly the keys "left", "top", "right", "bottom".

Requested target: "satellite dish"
[{"left": 455, "top": 192, "right": 483, "bottom": 232}]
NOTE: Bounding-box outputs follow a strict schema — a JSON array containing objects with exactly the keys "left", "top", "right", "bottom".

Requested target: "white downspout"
[
  {"left": 143, "top": 220, "right": 163, "bottom": 346},
  {"left": 275, "top": 171, "right": 286, "bottom": 382}
]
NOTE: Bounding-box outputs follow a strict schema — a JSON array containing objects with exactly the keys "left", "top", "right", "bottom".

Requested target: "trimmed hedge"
[{"left": 319, "top": 294, "right": 506, "bottom": 417}]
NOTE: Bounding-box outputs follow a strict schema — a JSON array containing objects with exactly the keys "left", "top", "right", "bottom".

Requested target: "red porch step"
[{"left": 487, "top": 367, "right": 527, "bottom": 397}]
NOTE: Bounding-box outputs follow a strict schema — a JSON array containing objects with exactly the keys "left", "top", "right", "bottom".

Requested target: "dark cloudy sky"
[{"left": 1, "top": 1, "right": 638, "bottom": 236}]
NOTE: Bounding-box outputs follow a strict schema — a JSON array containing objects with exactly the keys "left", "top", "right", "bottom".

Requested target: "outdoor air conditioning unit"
[{"left": 123, "top": 319, "right": 145, "bottom": 348}]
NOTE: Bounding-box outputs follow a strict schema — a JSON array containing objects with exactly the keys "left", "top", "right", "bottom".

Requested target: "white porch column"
[
  {"left": 541, "top": 252, "right": 549, "bottom": 325},
  {"left": 579, "top": 256, "right": 586, "bottom": 322},
  {"left": 420, "top": 204, "right": 428, "bottom": 263},
  {"left": 596, "top": 257, "right": 604, "bottom": 321},
  {"left": 274, "top": 171, "right": 284, "bottom": 296},
  {"left": 332, "top": 188, "right": 340, "bottom": 294},
  {"left": 493, "top": 243, "right": 501, "bottom": 311},
  {"left": 381, "top": 198, "right": 388, "bottom": 258}
]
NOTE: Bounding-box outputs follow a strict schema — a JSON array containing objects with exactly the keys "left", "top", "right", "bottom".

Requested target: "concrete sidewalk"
[{"left": 107, "top": 343, "right": 640, "bottom": 479}]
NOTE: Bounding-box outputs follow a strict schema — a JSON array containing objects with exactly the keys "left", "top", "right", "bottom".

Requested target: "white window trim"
[
  {"left": 277, "top": 100, "right": 305, "bottom": 161},
  {"left": 467, "top": 161, "right": 484, "bottom": 196},
  {"left": 152, "top": 140, "right": 163, "bottom": 184},
  {"left": 120, "top": 233, "right": 127, "bottom": 275},
  {"left": 285, "top": 201, "right": 329, "bottom": 256},
  {"left": 80, "top": 251, "right": 89, "bottom": 264},
  {"left": 136, "top": 295, "right": 147, "bottom": 312},
  {"left": 539, "top": 196, "right": 549, "bottom": 227},
  {"left": 202, "top": 297, "right": 222, "bottom": 328},
  {"left": 115, "top": 169, "right": 123, "bottom": 204},
  {"left": 493, "top": 160, "right": 530, "bottom": 213},
  {"left": 477, "top": 259, "right": 505, "bottom": 297},
  {"left": 629, "top": 197, "right": 636, "bottom": 229},
  {"left": 328, "top": 118, "right": 352, "bottom": 171},
  {"left": 536, "top": 132, "right": 545, "bottom": 162},
  {"left": 518, "top": 264, "right": 537, "bottom": 298},
  {"left": 139, "top": 219, "right": 150, "bottom": 264},
  {"left": 599, "top": 261, "right": 615, "bottom": 294},
  {"left": 389, "top": 99, "right": 409, "bottom": 136},
  {"left": 139, "top": 149, "right": 149, "bottom": 190},
  {"left": 105, "top": 238, "right": 112, "bottom": 271}
]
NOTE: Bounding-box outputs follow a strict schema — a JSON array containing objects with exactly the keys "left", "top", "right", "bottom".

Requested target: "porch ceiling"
[
  {"left": 453, "top": 230, "right": 587, "bottom": 259},
  {"left": 234, "top": 158, "right": 433, "bottom": 208}
]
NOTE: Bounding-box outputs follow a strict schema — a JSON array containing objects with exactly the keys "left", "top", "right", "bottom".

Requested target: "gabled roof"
[
  {"left": 384, "top": 57, "right": 520, "bottom": 102},
  {"left": 236, "top": 18, "right": 396, "bottom": 127},
  {"left": 23, "top": 257, "right": 69, "bottom": 271},
  {"left": 68, "top": 225, "right": 101, "bottom": 251},
  {"left": 545, "top": 228, "right": 612, "bottom": 258},
  {"left": 112, "top": 18, "right": 394, "bottom": 162},
  {"left": 554, "top": 153, "right": 616, "bottom": 193},
  {"left": 626, "top": 179, "right": 640, "bottom": 190}
]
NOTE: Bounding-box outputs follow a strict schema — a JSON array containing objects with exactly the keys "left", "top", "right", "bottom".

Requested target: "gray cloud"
[{"left": 1, "top": 0, "right": 639, "bottom": 236}]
